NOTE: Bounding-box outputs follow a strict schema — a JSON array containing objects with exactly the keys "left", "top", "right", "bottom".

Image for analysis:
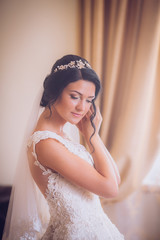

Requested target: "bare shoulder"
[
  {"left": 35, "top": 137, "right": 68, "bottom": 165},
  {"left": 35, "top": 137, "right": 92, "bottom": 177}
]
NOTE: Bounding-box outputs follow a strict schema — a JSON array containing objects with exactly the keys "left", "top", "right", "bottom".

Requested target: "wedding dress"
[{"left": 26, "top": 130, "right": 124, "bottom": 240}]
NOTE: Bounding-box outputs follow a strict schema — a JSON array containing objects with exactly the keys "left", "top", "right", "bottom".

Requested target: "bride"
[{"left": 3, "top": 54, "right": 124, "bottom": 239}]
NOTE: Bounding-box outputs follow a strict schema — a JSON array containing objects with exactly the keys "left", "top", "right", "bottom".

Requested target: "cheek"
[
  {"left": 84, "top": 104, "right": 92, "bottom": 114},
  {"left": 66, "top": 100, "right": 76, "bottom": 109},
  {"left": 62, "top": 98, "right": 77, "bottom": 111},
  {"left": 59, "top": 96, "right": 72, "bottom": 107}
]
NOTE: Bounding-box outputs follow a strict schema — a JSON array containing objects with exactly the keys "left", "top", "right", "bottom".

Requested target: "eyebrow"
[{"left": 70, "top": 90, "right": 95, "bottom": 98}]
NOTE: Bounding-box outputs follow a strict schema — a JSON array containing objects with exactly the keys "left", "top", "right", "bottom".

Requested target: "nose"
[{"left": 76, "top": 100, "right": 86, "bottom": 112}]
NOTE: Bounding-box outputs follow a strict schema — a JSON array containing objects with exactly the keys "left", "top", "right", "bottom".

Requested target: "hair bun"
[
  {"left": 43, "top": 76, "right": 50, "bottom": 89},
  {"left": 40, "top": 91, "right": 48, "bottom": 107}
]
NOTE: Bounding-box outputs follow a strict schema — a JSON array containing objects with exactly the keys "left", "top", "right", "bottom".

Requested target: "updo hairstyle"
[{"left": 40, "top": 54, "right": 101, "bottom": 149}]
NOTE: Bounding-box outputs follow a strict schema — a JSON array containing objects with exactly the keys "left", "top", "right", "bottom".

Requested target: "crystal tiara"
[{"left": 54, "top": 60, "right": 92, "bottom": 73}]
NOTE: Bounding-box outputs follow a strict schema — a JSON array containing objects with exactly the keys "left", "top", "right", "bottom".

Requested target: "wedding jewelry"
[{"left": 54, "top": 60, "right": 92, "bottom": 73}]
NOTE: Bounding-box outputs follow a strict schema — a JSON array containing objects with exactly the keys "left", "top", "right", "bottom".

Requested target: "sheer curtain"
[{"left": 78, "top": 0, "right": 160, "bottom": 239}]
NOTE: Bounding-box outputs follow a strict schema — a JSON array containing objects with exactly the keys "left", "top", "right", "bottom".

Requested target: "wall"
[{"left": 0, "top": 0, "right": 79, "bottom": 185}]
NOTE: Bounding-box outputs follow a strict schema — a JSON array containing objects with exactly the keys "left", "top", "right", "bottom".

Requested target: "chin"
[{"left": 68, "top": 118, "right": 81, "bottom": 125}]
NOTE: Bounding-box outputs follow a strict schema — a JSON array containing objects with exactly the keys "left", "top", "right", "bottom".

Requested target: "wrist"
[{"left": 86, "top": 133, "right": 100, "bottom": 151}]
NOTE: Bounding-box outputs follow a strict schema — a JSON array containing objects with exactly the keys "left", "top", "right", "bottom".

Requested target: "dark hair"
[{"left": 40, "top": 54, "right": 101, "bottom": 150}]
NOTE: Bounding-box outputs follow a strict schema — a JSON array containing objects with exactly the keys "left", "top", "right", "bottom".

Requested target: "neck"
[{"left": 36, "top": 107, "right": 66, "bottom": 136}]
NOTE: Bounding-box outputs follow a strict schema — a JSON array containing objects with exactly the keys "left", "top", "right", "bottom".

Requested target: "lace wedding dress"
[{"left": 27, "top": 130, "right": 124, "bottom": 240}]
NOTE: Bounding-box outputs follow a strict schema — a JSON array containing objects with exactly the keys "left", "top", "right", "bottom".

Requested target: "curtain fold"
[
  {"left": 78, "top": 0, "right": 160, "bottom": 201},
  {"left": 79, "top": 0, "right": 104, "bottom": 77}
]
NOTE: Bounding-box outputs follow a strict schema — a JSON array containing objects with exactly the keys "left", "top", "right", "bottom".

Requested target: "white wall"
[{"left": 0, "top": 0, "right": 79, "bottom": 185}]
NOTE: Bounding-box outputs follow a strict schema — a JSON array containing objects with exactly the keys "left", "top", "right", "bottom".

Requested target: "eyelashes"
[
  {"left": 70, "top": 95, "right": 78, "bottom": 100},
  {"left": 87, "top": 100, "right": 93, "bottom": 103},
  {"left": 70, "top": 95, "right": 93, "bottom": 103}
]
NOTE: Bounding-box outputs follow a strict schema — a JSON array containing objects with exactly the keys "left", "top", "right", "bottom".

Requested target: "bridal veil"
[{"left": 2, "top": 88, "right": 50, "bottom": 240}]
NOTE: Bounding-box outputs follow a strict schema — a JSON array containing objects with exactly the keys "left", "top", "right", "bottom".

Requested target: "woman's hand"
[
  {"left": 76, "top": 104, "right": 120, "bottom": 189},
  {"left": 76, "top": 104, "right": 102, "bottom": 142}
]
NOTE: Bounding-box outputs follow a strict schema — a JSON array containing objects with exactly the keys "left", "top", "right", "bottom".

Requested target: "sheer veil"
[{"left": 2, "top": 87, "right": 50, "bottom": 240}]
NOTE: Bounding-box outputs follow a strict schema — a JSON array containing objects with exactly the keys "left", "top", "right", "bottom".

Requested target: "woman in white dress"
[{"left": 3, "top": 54, "right": 124, "bottom": 239}]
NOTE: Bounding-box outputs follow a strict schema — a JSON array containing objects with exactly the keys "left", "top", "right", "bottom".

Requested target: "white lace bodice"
[{"left": 27, "top": 130, "right": 124, "bottom": 240}]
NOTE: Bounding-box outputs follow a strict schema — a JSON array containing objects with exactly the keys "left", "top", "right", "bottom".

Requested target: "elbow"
[
  {"left": 117, "top": 174, "right": 121, "bottom": 185},
  {"left": 102, "top": 181, "right": 119, "bottom": 199},
  {"left": 110, "top": 185, "right": 119, "bottom": 198}
]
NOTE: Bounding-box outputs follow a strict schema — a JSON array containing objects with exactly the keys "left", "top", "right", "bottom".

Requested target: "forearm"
[
  {"left": 86, "top": 134, "right": 119, "bottom": 186},
  {"left": 99, "top": 140, "right": 121, "bottom": 184}
]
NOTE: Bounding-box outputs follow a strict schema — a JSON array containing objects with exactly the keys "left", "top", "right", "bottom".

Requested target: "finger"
[
  {"left": 86, "top": 111, "right": 91, "bottom": 119},
  {"left": 90, "top": 104, "right": 94, "bottom": 113}
]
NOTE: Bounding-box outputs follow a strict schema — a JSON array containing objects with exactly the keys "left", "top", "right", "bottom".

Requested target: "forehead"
[{"left": 65, "top": 80, "right": 96, "bottom": 96}]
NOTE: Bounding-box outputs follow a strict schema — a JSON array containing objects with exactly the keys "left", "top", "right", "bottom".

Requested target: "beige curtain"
[{"left": 78, "top": 0, "right": 160, "bottom": 200}]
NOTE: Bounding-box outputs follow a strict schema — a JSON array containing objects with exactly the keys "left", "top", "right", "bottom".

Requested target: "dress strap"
[
  {"left": 27, "top": 130, "right": 71, "bottom": 149},
  {"left": 27, "top": 130, "right": 69, "bottom": 175}
]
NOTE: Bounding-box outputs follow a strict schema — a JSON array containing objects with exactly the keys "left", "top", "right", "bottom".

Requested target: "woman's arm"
[
  {"left": 77, "top": 106, "right": 121, "bottom": 186},
  {"left": 35, "top": 106, "right": 120, "bottom": 199},
  {"left": 35, "top": 138, "right": 118, "bottom": 199},
  {"left": 87, "top": 135, "right": 121, "bottom": 185},
  {"left": 97, "top": 138, "right": 121, "bottom": 185}
]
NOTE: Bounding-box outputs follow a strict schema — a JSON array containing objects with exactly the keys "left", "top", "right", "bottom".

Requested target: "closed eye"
[
  {"left": 86, "top": 99, "right": 93, "bottom": 103},
  {"left": 70, "top": 95, "right": 79, "bottom": 100},
  {"left": 87, "top": 97, "right": 95, "bottom": 103},
  {"left": 70, "top": 94, "right": 94, "bottom": 103}
]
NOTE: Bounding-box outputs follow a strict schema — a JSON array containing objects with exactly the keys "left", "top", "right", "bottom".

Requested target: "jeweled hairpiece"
[{"left": 54, "top": 60, "right": 92, "bottom": 73}]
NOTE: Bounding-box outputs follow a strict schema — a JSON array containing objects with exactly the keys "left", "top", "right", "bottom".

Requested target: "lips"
[{"left": 71, "top": 112, "right": 83, "bottom": 117}]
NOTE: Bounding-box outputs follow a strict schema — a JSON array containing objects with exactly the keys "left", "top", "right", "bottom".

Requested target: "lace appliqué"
[
  {"left": 27, "top": 130, "right": 124, "bottom": 240},
  {"left": 27, "top": 130, "right": 94, "bottom": 167},
  {"left": 9, "top": 216, "right": 44, "bottom": 240}
]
